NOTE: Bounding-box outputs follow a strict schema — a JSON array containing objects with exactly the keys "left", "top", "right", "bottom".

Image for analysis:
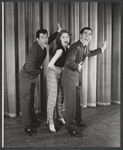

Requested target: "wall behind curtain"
[{"left": 3, "top": 2, "right": 121, "bottom": 117}]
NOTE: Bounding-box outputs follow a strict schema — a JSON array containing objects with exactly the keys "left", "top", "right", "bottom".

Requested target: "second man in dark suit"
[{"left": 61, "top": 27, "right": 107, "bottom": 137}]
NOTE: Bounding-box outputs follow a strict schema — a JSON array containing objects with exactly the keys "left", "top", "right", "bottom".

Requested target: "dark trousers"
[
  {"left": 19, "top": 80, "right": 36, "bottom": 128},
  {"left": 63, "top": 85, "right": 82, "bottom": 131}
]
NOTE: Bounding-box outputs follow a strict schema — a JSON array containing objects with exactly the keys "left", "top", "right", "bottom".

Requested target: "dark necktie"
[{"left": 84, "top": 46, "right": 86, "bottom": 54}]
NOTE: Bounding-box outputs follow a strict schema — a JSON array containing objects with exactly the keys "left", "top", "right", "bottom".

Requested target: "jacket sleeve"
[
  {"left": 48, "top": 31, "right": 58, "bottom": 45},
  {"left": 65, "top": 45, "right": 79, "bottom": 71},
  {"left": 24, "top": 51, "right": 42, "bottom": 75},
  {"left": 86, "top": 47, "right": 102, "bottom": 57}
]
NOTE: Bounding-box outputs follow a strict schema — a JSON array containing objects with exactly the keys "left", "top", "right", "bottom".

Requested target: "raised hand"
[
  {"left": 102, "top": 40, "right": 108, "bottom": 51},
  {"left": 57, "top": 23, "right": 62, "bottom": 32}
]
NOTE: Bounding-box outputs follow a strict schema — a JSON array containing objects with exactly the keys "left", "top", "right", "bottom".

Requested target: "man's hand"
[
  {"left": 101, "top": 40, "right": 108, "bottom": 52},
  {"left": 78, "top": 61, "right": 83, "bottom": 72},
  {"left": 57, "top": 23, "right": 62, "bottom": 32},
  {"left": 56, "top": 67, "right": 63, "bottom": 73}
]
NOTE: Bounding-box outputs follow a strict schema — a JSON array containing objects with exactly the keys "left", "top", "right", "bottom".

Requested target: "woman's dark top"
[{"left": 53, "top": 44, "right": 68, "bottom": 67}]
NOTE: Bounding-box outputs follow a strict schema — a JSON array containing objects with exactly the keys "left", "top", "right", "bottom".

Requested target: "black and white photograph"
[{"left": 2, "top": 1, "right": 121, "bottom": 148}]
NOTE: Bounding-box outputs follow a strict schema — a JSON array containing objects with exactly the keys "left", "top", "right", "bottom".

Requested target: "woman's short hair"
[
  {"left": 56, "top": 30, "right": 72, "bottom": 46},
  {"left": 36, "top": 29, "right": 48, "bottom": 38}
]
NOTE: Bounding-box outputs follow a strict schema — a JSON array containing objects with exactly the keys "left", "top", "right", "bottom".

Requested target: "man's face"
[
  {"left": 37, "top": 33, "right": 48, "bottom": 48},
  {"left": 80, "top": 29, "right": 92, "bottom": 46}
]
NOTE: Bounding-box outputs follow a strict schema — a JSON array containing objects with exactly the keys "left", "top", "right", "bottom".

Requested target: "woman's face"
[{"left": 60, "top": 33, "right": 70, "bottom": 47}]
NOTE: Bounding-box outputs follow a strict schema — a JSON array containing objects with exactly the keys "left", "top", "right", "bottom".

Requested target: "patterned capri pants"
[{"left": 47, "top": 68, "right": 64, "bottom": 124}]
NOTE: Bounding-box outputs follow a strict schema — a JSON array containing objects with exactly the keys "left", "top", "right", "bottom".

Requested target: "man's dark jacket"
[
  {"left": 19, "top": 32, "right": 58, "bottom": 82},
  {"left": 61, "top": 40, "right": 102, "bottom": 87}
]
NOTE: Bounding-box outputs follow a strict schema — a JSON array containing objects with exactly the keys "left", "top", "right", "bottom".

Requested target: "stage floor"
[{"left": 3, "top": 104, "right": 120, "bottom": 148}]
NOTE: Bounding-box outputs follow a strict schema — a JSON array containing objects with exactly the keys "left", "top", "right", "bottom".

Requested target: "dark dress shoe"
[
  {"left": 77, "top": 122, "right": 88, "bottom": 127},
  {"left": 32, "top": 118, "right": 43, "bottom": 124},
  {"left": 68, "top": 129, "right": 83, "bottom": 137},
  {"left": 25, "top": 127, "right": 37, "bottom": 136}
]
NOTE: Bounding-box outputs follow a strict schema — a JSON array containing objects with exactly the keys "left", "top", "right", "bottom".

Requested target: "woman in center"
[{"left": 47, "top": 30, "right": 71, "bottom": 133}]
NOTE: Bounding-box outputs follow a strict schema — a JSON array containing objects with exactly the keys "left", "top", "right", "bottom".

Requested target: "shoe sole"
[
  {"left": 68, "top": 132, "right": 83, "bottom": 137},
  {"left": 49, "top": 130, "right": 56, "bottom": 134},
  {"left": 25, "top": 132, "right": 37, "bottom": 136}
]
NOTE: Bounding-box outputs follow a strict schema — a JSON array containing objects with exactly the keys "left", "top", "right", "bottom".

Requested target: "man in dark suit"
[
  {"left": 61, "top": 27, "right": 107, "bottom": 137},
  {"left": 19, "top": 23, "right": 61, "bottom": 136}
]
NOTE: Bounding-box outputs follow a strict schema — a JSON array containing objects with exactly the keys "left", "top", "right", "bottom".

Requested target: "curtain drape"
[
  {"left": 96, "top": 2, "right": 112, "bottom": 106},
  {"left": 3, "top": 2, "right": 121, "bottom": 117}
]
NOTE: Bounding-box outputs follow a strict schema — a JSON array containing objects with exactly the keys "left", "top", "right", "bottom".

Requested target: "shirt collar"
[
  {"left": 79, "top": 39, "right": 86, "bottom": 46},
  {"left": 36, "top": 41, "right": 45, "bottom": 50}
]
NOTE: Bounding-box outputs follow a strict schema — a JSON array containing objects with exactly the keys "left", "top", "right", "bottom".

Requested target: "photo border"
[{"left": 1, "top": 0, "right": 122, "bottom": 149}]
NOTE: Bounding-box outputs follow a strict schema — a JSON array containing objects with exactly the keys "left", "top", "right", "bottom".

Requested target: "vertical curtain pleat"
[
  {"left": 97, "top": 3, "right": 105, "bottom": 104},
  {"left": 69, "top": 2, "right": 75, "bottom": 43},
  {"left": 97, "top": 3, "right": 112, "bottom": 106},
  {"left": 59, "top": 2, "right": 69, "bottom": 30},
  {"left": 27, "top": 3, "right": 33, "bottom": 48},
  {"left": 87, "top": 2, "right": 98, "bottom": 107},
  {"left": 74, "top": 2, "right": 79, "bottom": 42},
  {"left": 4, "top": 3, "right": 9, "bottom": 115},
  {"left": 4, "top": 2, "right": 121, "bottom": 116},
  {"left": 18, "top": 2, "right": 26, "bottom": 70},
  {"left": 104, "top": 3, "right": 112, "bottom": 104},
  {"left": 18, "top": 2, "right": 26, "bottom": 115},
  {"left": 111, "top": 3, "right": 121, "bottom": 104},
  {"left": 4, "top": 2, "right": 16, "bottom": 117},
  {"left": 49, "top": 2, "right": 57, "bottom": 57}
]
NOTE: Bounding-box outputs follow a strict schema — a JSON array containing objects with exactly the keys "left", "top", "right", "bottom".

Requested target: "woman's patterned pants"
[{"left": 47, "top": 68, "right": 64, "bottom": 124}]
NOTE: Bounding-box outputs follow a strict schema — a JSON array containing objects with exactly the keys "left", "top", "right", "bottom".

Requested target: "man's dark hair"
[
  {"left": 36, "top": 29, "right": 48, "bottom": 38},
  {"left": 56, "top": 30, "right": 72, "bottom": 46},
  {"left": 80, "top": 27, "right": 93, "bottom": 35}
]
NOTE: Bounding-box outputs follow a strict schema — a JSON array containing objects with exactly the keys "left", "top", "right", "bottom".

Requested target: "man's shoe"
[
  {"left": 25, "top": 127, "right": 37, "bottom": 136},
  {"left": 68, "top": 129, "right": 83, "bottom": 137},
  {"left": 58, "top": 118, "right": 66, "bottom": 125},
  {"left": 77, "top": 122, "right": 88, "bottom": 127},
  {"left": 32, "top": 118, "right": 43, "bottom": 124}
]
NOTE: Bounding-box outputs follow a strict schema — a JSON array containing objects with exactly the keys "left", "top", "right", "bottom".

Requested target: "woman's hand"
[
  {"left": 48, "top": 63, "right": 57, "bottom": 72},
  {"left": 48, "top": 49, "right": 63, "bottom": 72}
]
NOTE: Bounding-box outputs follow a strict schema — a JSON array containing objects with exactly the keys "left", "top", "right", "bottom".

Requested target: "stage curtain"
[
  {"left": 111, "top": 3, "right": 121, "bottom": 104},
  {"left": 96, "top": 2, "right": 112, "bottom": 106},
  {"left": 4, "top": 2, "right": 16, "bottom": 117},
  {"left": 3, "top": 2, "right": 121, "bottom": 117}
]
